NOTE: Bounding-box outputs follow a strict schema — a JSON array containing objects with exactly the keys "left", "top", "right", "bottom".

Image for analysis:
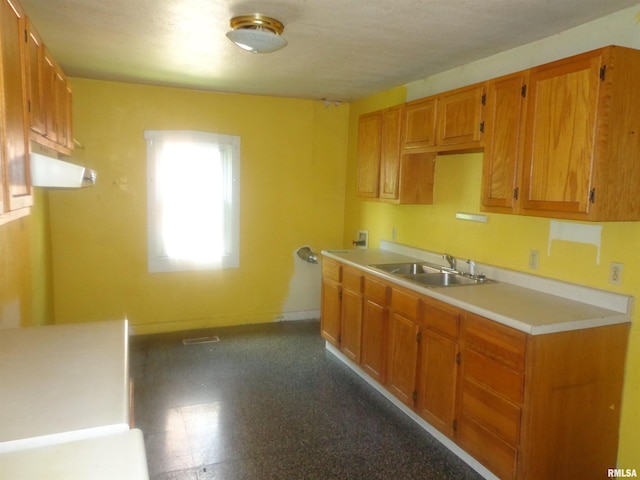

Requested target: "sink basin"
[
  {"left": 369, "top": 262, "right": 442, "bottom": 275},
  {"left": 408, "top": 272, "right": 479, "bottom": 286},
  {"left": 369, "top": 262, "right": 492, "bottom": 287}
]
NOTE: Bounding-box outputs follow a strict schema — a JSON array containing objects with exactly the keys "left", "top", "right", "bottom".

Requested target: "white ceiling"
[{"left": 18, "top": 0, "right": 640, "bottom": 102}]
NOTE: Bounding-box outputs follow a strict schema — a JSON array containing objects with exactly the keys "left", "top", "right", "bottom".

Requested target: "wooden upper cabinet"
[
  {"left": 436, "top": 83, "right": 485, "bottom": 149},
  {"left": 24, "top": 14, "right": 74, "bottom": 156},
  {"left": 355, "top": 45, "right": 640, "bottom": 219},
  {"left": 481, "top": 72, "right": 528, "bottom": 213},
  {"left": 356, "top": 105, "right": 435, "bottom": 204},
  {"left": 30, "top": 44, "right": 73, "bottom": 155},
  {"left": 520, "top": 51, "right": 602, "bottom": 218},
  {"left": 403, "top": 97, "right": 437, "bottom": 150},
  {"left": 379, "top": 105, "right": 404, "bottom": 199},
  {"left": 54, "top": 65, "right": 73, "bottom": 150},
  {"left": 0, "top": 0, "right": 32, "bottom": 213},
  {"left": 402, "top": 84, "right": 484, "bottom": 152},
  {"left": 356, "top": 111, "right": 382, "bottom": 198},
  {"left": 521, "top": 46, "right": 640, "bottom": 221},
  {"left": 25, "top": 18, "right": 46, "bottom": 136}
]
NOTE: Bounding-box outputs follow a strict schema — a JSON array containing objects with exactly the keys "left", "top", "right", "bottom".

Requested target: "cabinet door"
[
  {"left": 417, "top": 300, "right": 460, "bottom": 438},
  {"left": 481, "top": 72, "right": 527, "bottom": 212},
  {"left": 356, "top": 112, "right": 382, "bottom": 198},
  {"left": 25, "top": 18, "right": 46, "bottom": 136},
  {"left": 403, "top": 97, "right": 437, "bottom": 150},
  {"left": 378, "top": 105, "right": 403, "bottom": 199},
  {"left": 54, "top": 66, "right": 73, "bottom": 150},
  {"left": 340, "top": 287, "right": 363, "bottom": 363},
  {"left": 436, "top": 83, "right": 484, "bottom": 147},
  {"left": 361, "top": 298, "right": 387, "bottom": 383},
  {"left": 320, "top": 278, "right": 341, "bottom": 347},
  {"left": 386, "top": 311, "right": 419, "bottom": 407},
  {"left": 520, "top": 51, "right": 602, "bottom": 216},
  {"left": 42, "top": 48, "right": 57, "bottom": 143},
  {"left": 417, "top": 328, "right": 458, "bottom": 437},
  {"left": 0, "top": 0, "right": 32, "bottom": 212}
]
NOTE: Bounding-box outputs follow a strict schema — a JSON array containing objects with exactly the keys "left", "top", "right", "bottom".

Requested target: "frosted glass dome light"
[{"left": 226, "top": 14, "right": 288, "bottom": 54}]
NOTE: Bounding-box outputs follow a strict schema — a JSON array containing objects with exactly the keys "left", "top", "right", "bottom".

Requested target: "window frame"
[{"left": 145, "top": 130, "right": 240, "bottom": 273}]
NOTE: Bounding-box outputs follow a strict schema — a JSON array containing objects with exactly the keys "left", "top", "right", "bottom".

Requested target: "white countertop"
[
  {"left": 0, "top": 429, "right": 148, "bottom": 480},
  {"left": 322, "top": 244, "right": 632, "bottom": 335},
  {"left": 0, "top": 320, "right": 130, "bottom": 452}
]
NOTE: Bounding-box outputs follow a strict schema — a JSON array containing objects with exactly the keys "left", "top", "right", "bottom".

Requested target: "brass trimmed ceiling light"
[{"left": 226, "top": 14, "right": 288, "bottom": 54}]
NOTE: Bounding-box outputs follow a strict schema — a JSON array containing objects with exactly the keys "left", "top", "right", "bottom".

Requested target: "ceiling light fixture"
[{"left": 226, "top": 14, "right": 287, "bottom": 54}]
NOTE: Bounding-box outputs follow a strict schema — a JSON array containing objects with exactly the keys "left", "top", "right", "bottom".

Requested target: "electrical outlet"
[
  {"left": 392, "top": 227, "right": 397, "bottom": 241},
  {"left": 609, "top": 262, "right": 624, "bottom": 285},
  {"left": 529, "top": 250, "right": 539, "bottom": 270}
]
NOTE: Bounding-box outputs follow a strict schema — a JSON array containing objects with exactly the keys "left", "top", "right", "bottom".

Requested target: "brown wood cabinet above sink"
[
  {"left": 356, "top": 45, "right": 640, "bottom": 220},
  {"left": 482, "top": 45, "right": 640, "bottom": 221}
]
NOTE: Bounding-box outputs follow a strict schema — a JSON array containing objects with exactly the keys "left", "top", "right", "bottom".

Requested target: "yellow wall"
[
  {"left": 0, "top": 216, "right": 33, "bottom": 328},
  {"left": 48, "top": 79, "right": 348, "bottom": 334},
  {"left": 0, "top": 188, "right": 53, "bottom": 328}
]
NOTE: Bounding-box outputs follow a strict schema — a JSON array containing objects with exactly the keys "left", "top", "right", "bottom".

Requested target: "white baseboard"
[{"left": 277, "top": 310, "right": 321, "bottom": 321}]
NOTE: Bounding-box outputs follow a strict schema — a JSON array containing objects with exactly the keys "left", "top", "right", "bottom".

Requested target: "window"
[{"left": 145, "top": 130, "right": 240, "bottom": 272}]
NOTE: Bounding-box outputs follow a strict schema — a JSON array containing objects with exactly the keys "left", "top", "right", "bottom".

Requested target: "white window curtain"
[{"left": 145, "top": 130, "right": 240, "bottom": 272}]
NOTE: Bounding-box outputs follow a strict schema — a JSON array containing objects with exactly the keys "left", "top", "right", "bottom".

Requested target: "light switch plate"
[{"left": 357, "top": 230, "right": 369, "bottom": 249}]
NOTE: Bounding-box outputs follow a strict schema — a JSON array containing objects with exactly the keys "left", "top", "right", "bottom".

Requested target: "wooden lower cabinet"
[
  {"left": 321, "top": 260, "right": 629, "bottom": 480},
  {"left": 320, "top": 259, "right": 363, "bottom": 363},
  {"left": 416, "top": 299, "right": 460, "bottom": 438},
  {"left": 517, "top": 323, "right": 629, "bottom": 480},
  {"left": 340, "top": 287, "right": 362, "bottom": 362},
  {"left": 458, "top": 314, "right": 525, "bottom": 480},
  {"left": 360, "top": 274, "right": 390, "bottom": 383},
  {"left": 386, "top": 311, "right": 419, "bottom": 407},
  {"left": 458, "top": 313, "right": 628, "bottom": 480},
  {"left": 320, "top": 259, "right": 341, "bottom": 346},
  {"left": 386, "top": 287, "right": 421, "bottom": 407},
  {"left": 320, "top": 277, "right": 341, "bottom": 346},
  {"left": 361, "top": 298, "right": 387, "bottom": 383}
]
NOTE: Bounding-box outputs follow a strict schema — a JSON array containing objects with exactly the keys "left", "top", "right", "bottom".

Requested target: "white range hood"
[{"left": 30, "top": 152, "right": 97, "bottom": 188}]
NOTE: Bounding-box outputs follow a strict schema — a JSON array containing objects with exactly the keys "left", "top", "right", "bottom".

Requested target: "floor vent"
[{"left": 182, "top": 336, "right": 220, "bottom": 345}]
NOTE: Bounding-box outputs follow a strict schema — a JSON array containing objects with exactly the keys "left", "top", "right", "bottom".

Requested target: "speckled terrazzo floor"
[{"left": 131, "top": 319, "right": 484, "bottom": 480}]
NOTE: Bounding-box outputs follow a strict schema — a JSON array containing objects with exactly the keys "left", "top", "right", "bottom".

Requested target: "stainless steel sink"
[
  {"left": 369, "top": 262, "right": 492, "bottom": 287},
  {"left": 408, "top": 272, "right": 479, "bottom": 286}
]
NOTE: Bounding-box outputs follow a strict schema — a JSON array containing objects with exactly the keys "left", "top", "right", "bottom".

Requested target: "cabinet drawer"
[
  {"left": 422, "top": 299, "right": 460, "bottom": 338},
  {"left": 461, "top": 380, "right": 521, "bottom": 445},
  {"left": 464, "top": 349, "right": 524, "bottom": 404},
  {"left": 342, "top": 266, "right": 363, "bottom": 292},
  {"left": 323, "top": 259, "right": 341, "bottom": 282},
  {"left": 464, "top": 313, "right": 526, "bottom": 371},
  {"left": 458, "top": 417, "right": 518, "bottom": 480},
  {"left": 390, "top": 288, "right": 420, "bottom": 318},
  {"left": 364, "top": 275, "right": 389, "bottom": 305}
]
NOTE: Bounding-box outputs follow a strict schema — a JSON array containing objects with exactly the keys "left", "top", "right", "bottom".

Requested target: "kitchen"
[{"left": 1, "top": 1, "right": 640, "bottom": 479}]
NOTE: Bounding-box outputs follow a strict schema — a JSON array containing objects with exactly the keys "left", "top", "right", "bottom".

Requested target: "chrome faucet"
[{"left": 443, "top": 253, "right": 456, "bottom": 271}]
